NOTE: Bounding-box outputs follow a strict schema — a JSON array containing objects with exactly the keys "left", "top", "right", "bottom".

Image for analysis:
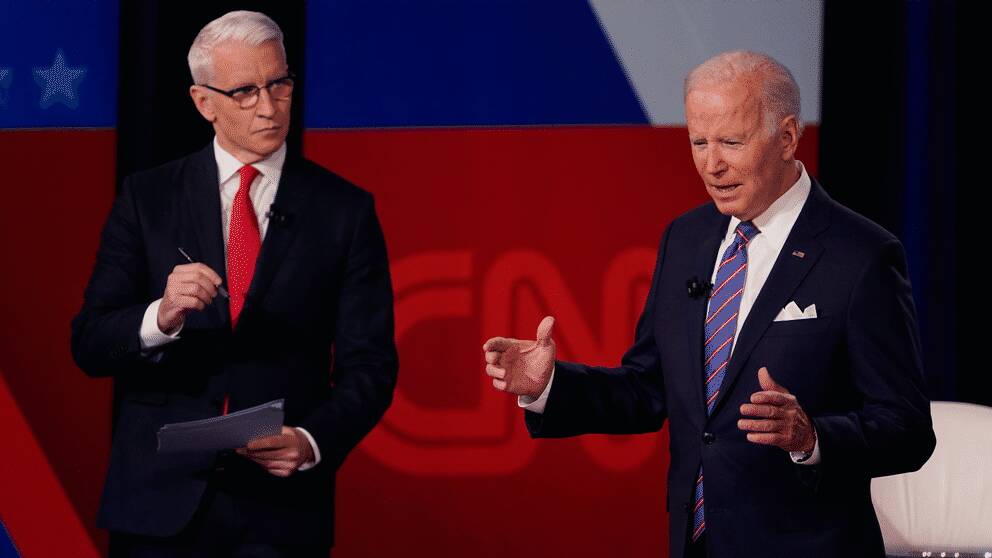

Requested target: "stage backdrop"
[{"left": 0, "top": 1, "right": 822, "bottom": 556}]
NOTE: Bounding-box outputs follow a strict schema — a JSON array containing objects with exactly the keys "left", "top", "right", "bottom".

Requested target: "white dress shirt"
[
  {"left": 521, "top": 161, "right": 820, "bottom": 465},
  {"left": 137, "top": 137, "right": 321, "bottom": 470}
]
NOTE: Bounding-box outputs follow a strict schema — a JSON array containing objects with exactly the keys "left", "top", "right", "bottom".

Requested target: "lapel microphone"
[
  {"left": 686, "top": 276, "right": 713, "bottom": 299},
  {"left": 265, "top": 205, "right": 292, "bottom": 227}
]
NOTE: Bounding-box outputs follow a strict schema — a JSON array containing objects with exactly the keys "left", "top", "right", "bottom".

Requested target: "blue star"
[
  {"left": 33, "top": 49, "right": 87, "bottom": 110},
  {"left": 0, "top": 67, "right": 11, "bottom": 108}
]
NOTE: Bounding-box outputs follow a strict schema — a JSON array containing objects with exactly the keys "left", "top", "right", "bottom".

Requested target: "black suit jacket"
[
  {"left": 71, "top": 143, "right": 398, "bottom": 547},
  {"left": 526, "top": 180, "right": 935, "bottom": 558}
]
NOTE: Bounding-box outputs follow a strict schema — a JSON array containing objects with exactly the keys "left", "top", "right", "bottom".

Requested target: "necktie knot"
[
  {"left": 734, "top": 220, "right": 760, "bottom": 247},
  {"left": 239, "top": 164, "right": 260, "bottom": 189}
]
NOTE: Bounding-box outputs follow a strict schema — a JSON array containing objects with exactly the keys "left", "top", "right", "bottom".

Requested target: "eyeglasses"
[{"left": 199, "top": 73, "right": 295, "bottom": 109}]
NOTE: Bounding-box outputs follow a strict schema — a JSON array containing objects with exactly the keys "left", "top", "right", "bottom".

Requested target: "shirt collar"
[
  {"left": 212, "top": 136, "right": 287, "bottom": 187},
  {"left": 726, "top": 160, "right": 812, "bottom": 250}
]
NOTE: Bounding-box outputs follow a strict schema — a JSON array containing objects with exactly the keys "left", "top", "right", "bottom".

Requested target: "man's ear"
[
  {"left": 778, "top": 114, "right": 800, "bottom": 161},
  {"left": 189, "top": 85, "right": 216, "bottom": 123}
]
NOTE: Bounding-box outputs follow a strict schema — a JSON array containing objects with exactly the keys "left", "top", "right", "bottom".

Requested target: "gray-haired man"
[{"left": 73, "top": 11, "right": 398, "bottom": 556}]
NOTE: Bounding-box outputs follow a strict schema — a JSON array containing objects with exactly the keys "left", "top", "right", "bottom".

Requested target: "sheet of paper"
[{"left": 156, "top": 399, "right": 285, "bottom": 454}]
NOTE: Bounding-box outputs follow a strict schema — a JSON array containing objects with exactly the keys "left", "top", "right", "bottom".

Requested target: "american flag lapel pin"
[{"left": 792, "top": 250, "right": 806, "bottom": 259}]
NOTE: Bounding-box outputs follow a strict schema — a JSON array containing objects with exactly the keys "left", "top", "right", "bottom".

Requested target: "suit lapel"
[
  {"left": 181, "top": 143, "right": 230, "bottom": 327},
  {"left": 685, "top": 212, "right": 730, "bottom": 418},
  {"left": 706, "top": 180, "right": 832, "bottom": 418},
  {"left": 240, "top": 155, "right": 314, "bottom": 323}
]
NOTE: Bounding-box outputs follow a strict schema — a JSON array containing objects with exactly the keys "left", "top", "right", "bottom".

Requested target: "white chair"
[{"left": 871, "top": 401, "right": 992, "bottom": 556}]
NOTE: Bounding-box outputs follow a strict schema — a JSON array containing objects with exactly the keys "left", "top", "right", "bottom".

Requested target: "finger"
[
  {"left": 737, "top": 419, "right": 780, "bottom": 433},
  {"left": 492, "top": 378, "right": 507, "bottom": 391},
  {"left": 172, "top": 262, "right": 203, "bottom": 274},
  {"left": 266, "top": 467, "right": 294, "bottom": 478},
  {"left": 241, "top": 443, "right": 291, "bottom": 457},
  {"left": 750, "top": 391, "right": 790, "bottom": 406},
  {"left": 176, "top": 272, "right": 219, "bottom": 300},
  {"left": 758, "top": 367, "right": 789, "bottom": 394},
  {"left": 178, "top": 281, "right": 215, "bottom": 305},
  {"left": 166, "top": 275, "right": 210, "bottom": 301},
  {"left": 237, "top": 450, "right": 292, "bottom": 467},
  {"left": 746, "top": 432, "right": 785, "bottom": 446},
  {"left": 259, "top": 459, "right": 295, "bottom": 470},
  {"left": 535, "top": 316, "right": 555, "bottom": 347},
  {"left": 483, "top": 337, "right": 514, "bottom": 353},
  {"left": 247, "top": 435, "right": 290, "bottom": 451},
  {"left": 485, "top": 364, "right": 505, "bottom": 380},
  {"left": 193, "top": 262, "right": 224, "bottom": 287},
  {"left": 484, "top": 351, "right": 500, "bottom": 365},
  {"left": 739, "top": 403, "right": 779, "bottom": 418},
  {"left": 246, "top": 449, "right": 294, "bottom": 461},
  {"left": 172, "top": 293, "right": 206, "bottom": 312}
]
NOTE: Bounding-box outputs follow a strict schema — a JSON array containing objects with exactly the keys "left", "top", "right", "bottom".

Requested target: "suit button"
[
  {"left": 682, "top": 502, "right": 690, "bottom": 512},
  {"left": 702, "top": 432, "right": 716, "bottom": 445}
]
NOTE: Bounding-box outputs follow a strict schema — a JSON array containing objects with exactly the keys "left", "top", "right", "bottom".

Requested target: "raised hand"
[{"left": 482, "top": 316, "right": 556, "bottom": 399}]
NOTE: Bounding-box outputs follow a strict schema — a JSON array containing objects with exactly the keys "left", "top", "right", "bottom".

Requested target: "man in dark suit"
[
  {"left": 483, "top": 51, "right": 934, "bottom": 558},
  {"left": 71, "top": 10, "right": 397, "bottom": 557}
]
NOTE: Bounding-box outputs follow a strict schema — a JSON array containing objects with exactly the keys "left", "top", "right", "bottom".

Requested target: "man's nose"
[
  {"left": 704, "top": 147, "right": 727, "bottom": 176},
  {"left": 254, "top": 87, "right": 276, "bottom": 117}
]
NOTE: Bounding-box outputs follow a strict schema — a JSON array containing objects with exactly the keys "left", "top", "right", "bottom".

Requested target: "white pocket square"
[{"left": 773, "top": 301, "right": 817, "bottom": 322}]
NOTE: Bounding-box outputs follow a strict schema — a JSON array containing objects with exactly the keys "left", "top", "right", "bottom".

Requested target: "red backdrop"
[{"left": 0, "top": 126, "right": 818, "bottom": 557}]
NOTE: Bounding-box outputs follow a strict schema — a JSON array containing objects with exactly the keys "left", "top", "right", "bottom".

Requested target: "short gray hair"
[
  {"left": 188, "top": 10, "right": 285, "bottom": 84},
  {"left": 684, "top": 50, "right": 804, "bottom": 137}
]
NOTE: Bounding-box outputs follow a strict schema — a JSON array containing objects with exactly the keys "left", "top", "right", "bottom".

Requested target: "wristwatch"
[{"left": 792, "top": 428, "right": 818, "bottom": 463}]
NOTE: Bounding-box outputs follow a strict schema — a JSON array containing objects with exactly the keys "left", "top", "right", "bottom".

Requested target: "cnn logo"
[{"left": 361, "top": 248, "right": 666, "bottom": 475}]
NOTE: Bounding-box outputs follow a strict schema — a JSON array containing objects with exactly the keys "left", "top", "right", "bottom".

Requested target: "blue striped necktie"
[{"left": 691, "top": 220, "right": 760, "bottom": 542}]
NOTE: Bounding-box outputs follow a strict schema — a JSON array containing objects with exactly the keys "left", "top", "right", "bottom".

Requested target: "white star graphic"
[
  {"left": 0, "top": 67, "right": 11, "bottom": 107},
  {"left": 33, "top": 49, "right": 87, "bottom": 109}
]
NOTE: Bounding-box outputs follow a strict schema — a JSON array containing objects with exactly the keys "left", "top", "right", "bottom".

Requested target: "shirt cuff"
[
  {"left": 139, "top": 299, "right": 182, "bottom": 359},
  {"left": 517, "top": 367, "right": 555, "bottom": 414},
  {"left": 294, "top": 427, "right": 321, "bottom": 471},
  {"left": 790, "top": 431, "right": 821, "bottom": 465}
]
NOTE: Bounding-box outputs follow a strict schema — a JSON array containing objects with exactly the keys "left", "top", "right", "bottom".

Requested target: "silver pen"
[{"left": 177, "top": 247, "right": 230, "bottom": 299}]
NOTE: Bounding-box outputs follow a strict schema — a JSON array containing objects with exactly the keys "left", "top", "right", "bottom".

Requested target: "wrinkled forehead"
[
  {"left": 209, "top": 40, "right": 287, "bottom": 86},
  {"left": 685, "top": 81, "right": 765, "bottom": 135}
]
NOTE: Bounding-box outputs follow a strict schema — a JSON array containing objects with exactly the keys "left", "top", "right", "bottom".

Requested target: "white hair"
[
  {"left": 684, "top": 50, "right": 804, "bottom": 137},
  {"left": 187, "top": 10, "right": 285, "bottom": 84}
]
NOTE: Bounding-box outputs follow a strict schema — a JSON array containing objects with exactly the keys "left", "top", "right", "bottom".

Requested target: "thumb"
[
  {"left": 758, "top": 366, "right": 788, "bottom": 393},
  {"left": 535, "top": 316, "right": 555, "bottom": 347}
]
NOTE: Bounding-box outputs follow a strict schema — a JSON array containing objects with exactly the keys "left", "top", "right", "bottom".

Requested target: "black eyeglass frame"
[{"left": 198, "top": 72, "right": 296, "bottom": 107}]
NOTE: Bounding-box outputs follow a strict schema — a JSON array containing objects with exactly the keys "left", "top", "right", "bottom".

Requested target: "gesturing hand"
[
  {"left": 157, "top": 263, "right": 223, "bottom": 334},
  {"left": 738, "top": 367, "right": 817, "bottom": 453},
  {"left": 235, "top": 426, "right": 315, "bottom": 478},
  {"left": 482, "top": 316, "right": 556, "bottom": 399}
]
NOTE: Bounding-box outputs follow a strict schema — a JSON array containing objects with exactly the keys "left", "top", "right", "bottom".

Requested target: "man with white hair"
[
  {"left": 72, "top": 10, "right": 397, "bottom": 556},
  {"left": 483, "top": 51, "right": 934, "bottom": 557}
]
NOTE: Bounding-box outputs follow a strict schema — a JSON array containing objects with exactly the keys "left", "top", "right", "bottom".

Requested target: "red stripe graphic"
[{"left": 0, "top": 372, "right": 100, "bottom": 557}]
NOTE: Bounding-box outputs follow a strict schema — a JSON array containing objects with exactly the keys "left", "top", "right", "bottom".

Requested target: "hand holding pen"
[{"left": 154, "top": 248, "right": 227, "bottom": 335}]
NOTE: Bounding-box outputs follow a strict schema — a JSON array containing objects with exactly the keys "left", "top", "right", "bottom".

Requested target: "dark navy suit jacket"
[
  {"left": 526, "top": 180, "right": 935, "bottom": 558},
  {"left": 71, "top": 143, "right": 398, "bottom": 547}
]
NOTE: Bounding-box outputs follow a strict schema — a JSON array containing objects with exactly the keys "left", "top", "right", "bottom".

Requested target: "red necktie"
[{"left": 227, "top": 164, "right": 261, "bottom": 328}]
